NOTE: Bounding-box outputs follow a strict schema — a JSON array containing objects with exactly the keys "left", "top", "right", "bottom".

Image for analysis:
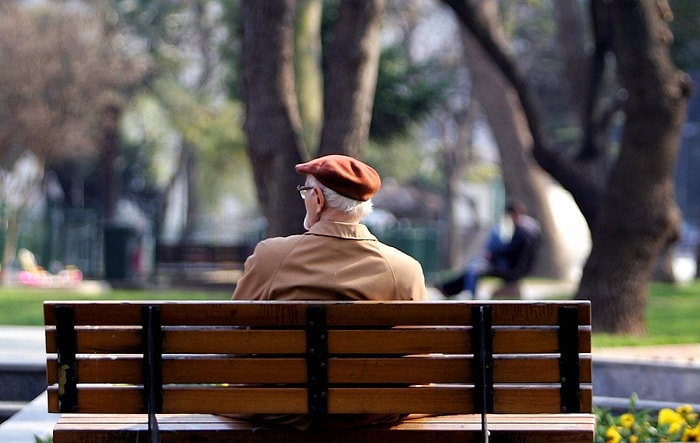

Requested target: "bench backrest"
[{"left": 44, "top": 300, "right": 592, "bottom": 417}]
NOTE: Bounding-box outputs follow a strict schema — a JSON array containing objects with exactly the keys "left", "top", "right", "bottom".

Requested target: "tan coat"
[
  {"left": 229, "top": 221, "right": 426, "bottom": 430},
  {"left": 232, "top": 221, "right": 427, "bottom": 301}
]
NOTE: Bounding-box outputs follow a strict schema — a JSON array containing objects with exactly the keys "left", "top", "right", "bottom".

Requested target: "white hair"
[{"left": 307, "top": 176, "right": 374, "bottom": 219}]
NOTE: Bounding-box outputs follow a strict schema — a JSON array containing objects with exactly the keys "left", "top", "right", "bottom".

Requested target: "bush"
[{"left": 595, "top": 395, "right": 699, "bottom": 442}]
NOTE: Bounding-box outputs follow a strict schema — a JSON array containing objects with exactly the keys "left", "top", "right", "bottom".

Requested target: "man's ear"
[{"left": 314, "top": 187, "right": 324, "bottom": 212}]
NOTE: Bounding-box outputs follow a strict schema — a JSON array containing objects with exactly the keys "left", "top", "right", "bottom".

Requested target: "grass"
[
  {"left": 591, "top": 280, "right": 700, "bottom": 347},
  {"left": 0, "top": 285, "right": 231, "bottom": 326},
  {"left": 0, "top": 280, "right": 699, "bottom": 348}
]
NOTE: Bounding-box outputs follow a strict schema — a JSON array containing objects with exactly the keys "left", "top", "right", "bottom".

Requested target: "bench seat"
[
  {"left": 44, "top": 300, "right": 595, "bottom": 442},
  {"left": 54, "top": 413, "right": 596, "bottom": 443}
]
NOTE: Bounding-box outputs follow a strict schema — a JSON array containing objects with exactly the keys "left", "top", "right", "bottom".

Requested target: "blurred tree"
[
  {"left": 239, "top": 0, "right": 308, "bottom": 236},
  {"left": 106, "top": 0, "right": 248, "bottom": 242},
  {"left": 239, "top": 0, "right": 388, "bottom": 236},
  {"left": 0, "top": 2, "right": 145, "bottom": 282},
  {"left": 444, "top": 0, "right": 691, "bottom": 334},
  {"left": 295, "top": 0, "right": 324, "bottom": 152},
  {"left": 236, "top": 0, "right": 454, "bottom": 237},
  {"left": 457, "top": 0, "right": 567, "bottom": 279},
  {"left": 370, "top": 45, "right": 452, "bottom": 143}
]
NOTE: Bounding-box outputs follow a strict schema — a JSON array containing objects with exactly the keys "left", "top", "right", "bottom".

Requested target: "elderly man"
[
  {"left": 230, "top": 154, "right": 427, "bottom": 431},
  {"left": 232, "top": 154, "right": 427, "bottom": 302}
]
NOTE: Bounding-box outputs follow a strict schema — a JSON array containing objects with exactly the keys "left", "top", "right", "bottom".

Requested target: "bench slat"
[
  {"left": 45, "top": 300, "right": 591, "bottom": 327},
  {"left": 47, "top": 354, "right": 592, "bottom": 385},
  {"left": 46, "top": 326, "right": 591, "bottom": 355},
  {"left": 53, "top": 413, "right": 596, "bottom": 443},
  {"left": 48, "top": 385, "right": 592, "bottom": 415}
]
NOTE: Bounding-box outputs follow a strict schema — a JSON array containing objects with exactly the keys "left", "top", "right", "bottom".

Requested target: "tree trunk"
[
  {"left": 241, "top": 0, "right": 306, "bottom": 237},
  {"left": 445, "top": 0, "right": 690, "bottom": 333},
  {"left": 318, "top": 0, "right": 385, "bottom": 157},
  {"left": 0, "top": 211, "right": 19, "bottom": 285},
  {"left": 460, "top": 0, "right": 568, "bottom": 280},
  {"left": 98, "top": 101, "right": 122, "bottom": 222},
  {"left": 439, "top": 105, "right": 476, "bottom": 269},
  {"left": 181, "top": 143, "right": 200, "bottom": 241},
  {"left": 295, "top": 0, "right": 323, "bottom": 153},
  {"left": 577, "top": 0, "right": 689, "bottom": 333}
]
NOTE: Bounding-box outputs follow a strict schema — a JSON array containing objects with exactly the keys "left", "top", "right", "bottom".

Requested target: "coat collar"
[{"left": 305, "top": 221, "right": 377, "bottom": 241}]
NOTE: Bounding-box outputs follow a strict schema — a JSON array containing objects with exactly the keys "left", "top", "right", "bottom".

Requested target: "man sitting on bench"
[
  {"left": 231, "top": 154, "right": 428, "bottom": 430},
  {"left": 439, "top": 198, "right": 541, "bottom": 299}
]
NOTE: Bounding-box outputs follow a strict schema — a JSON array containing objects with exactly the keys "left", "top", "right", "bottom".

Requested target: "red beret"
[{"left": 295, "top": 155, "right": 381, "bottom": 201}]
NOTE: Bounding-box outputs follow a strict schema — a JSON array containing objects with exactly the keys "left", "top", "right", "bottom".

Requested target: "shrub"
[{"left": 595, "top": 395, "right": 699, "bottom": 442}]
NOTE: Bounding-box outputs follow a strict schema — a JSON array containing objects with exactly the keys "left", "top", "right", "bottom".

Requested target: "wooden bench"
[{"left": 44, "top": 300, "right": 595, "bottom": 442}]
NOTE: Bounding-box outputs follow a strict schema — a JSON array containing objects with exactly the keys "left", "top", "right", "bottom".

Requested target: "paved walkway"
[
  {"left": 0, "top": 326, "right": 54, "bottom": 443},
  {"left": 595, "top": 344, "right": 700, "bottom": 364}
]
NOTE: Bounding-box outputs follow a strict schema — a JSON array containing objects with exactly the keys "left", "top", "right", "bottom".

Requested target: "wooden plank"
[
  {"left": 493, "top": 328, "right": 592, "bottom": 353},
  {"left": 329, "top": 329, "right": 471, "bottom": 354},
  {"left": 328, "top": 357, "right": 471, "bottom": 384},
  {"left": 49, "top": 386, "right": 477, "bottom": 415},
  {"left": 48, "top": 355, "right": 590, "bottom": 389},
  {"left": 46, "top": 328, "right": 308, "bottom": 355},
  {"left": 160, "top": 387, "right": 477, "bottom": 415},
  {"left": 47, "top": 357, "right": 141, "bottom": 385},
  {"left": 49, "top": 382, "right": 592, "bottom": 415},
  {"left": 45, "top": 327, "right": 141, "bottom": 354},
  {"left": 55, "top": 412, "right": 595, "bottom": 428},
  {"left": 53, "top": 413, "right": 595, "bottom": 443},
  {"left": 47, "top": 352, "right": 591, "bottom": 386},
  {"left": 48, "top": 357, "right": 310, "bottom": 385},
  {"left": 163, "top": 329, "right": 307, "bottom": 354},
  {"left": 44, "top": 300, "right": 591, "bottom": 328},
  {"left": 47, "top": 386, "right": 144, "bottom": 414},
  {"left": 47, "top": 325, "right": 591, "bottom": 356},
  {"left": 163, "top": 357, "right": 308, "bottom": 384},
  {"left": 330, "top": 328, "right": 591, "bottom": 354},
  {"left": 493, "top": 356, "right": 592, "bottom": 383},
  {"left": 494, "top": 386, "right": 593, "bottom": 413}
]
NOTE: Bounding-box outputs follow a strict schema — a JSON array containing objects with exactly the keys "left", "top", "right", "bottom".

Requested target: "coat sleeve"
[
  {"left": 231, "top": 240, "right": 277, "bottom": 300},
  {"left": 407, "top": 260, "right": 429, "bottom": 301}
]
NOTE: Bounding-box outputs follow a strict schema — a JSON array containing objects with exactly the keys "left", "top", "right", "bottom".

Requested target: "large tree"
[
  {"left": 444, "top": 0, "right": 691, "bottom": 333},
  {"left": 240, "top": 0, "right": 386, "bottom": 237}
]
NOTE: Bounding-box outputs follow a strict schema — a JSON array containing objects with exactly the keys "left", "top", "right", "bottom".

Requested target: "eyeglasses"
[{"left": 296, "top": 185, "right": 314, "bottom": 200}]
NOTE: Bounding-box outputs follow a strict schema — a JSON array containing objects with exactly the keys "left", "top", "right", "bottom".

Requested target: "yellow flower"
[
  {"left": 606, "top": 426, "right": 622, "bottom": 443},
  {"left": 659, "top": 408, "right": 684, "bottom": 425},
  {"left": 620, "top": 413, "right": 635, "bottom": 429},
  {"left": 678, "top": 404, "right": 694, "bottom": 414},
  {"left": 678, "top": 404, "right": 699, "bottom": 422},
  {"left": 683, "top": 424, "right": 700, "bottom": 441},
  {"left": 630, "top": 435, "right": 639, "bottom": 443},
  {"left": 670, "top": 421, "right": 683, "bottom": 434}
]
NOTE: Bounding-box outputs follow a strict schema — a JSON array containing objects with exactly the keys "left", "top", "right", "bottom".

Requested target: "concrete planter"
[{"left": 593, "top": 356, "right": 700, "bottom": 412}]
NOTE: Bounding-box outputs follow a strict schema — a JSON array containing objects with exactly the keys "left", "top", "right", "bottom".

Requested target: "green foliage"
[
  {"left": 370, "top": 45, "right": 453, "bottom": 142},
  {"left": 122, "top": 80, "right": 251, "bottom": 213},
  {"left": 595, "top": 395, "right": 700, "bottom": 442},
  {"left": 106, "top": 0, "right": 188, "bottom": 72},
  {"left": 365, "top": 135, "right": 429, "bottom": 185}
]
